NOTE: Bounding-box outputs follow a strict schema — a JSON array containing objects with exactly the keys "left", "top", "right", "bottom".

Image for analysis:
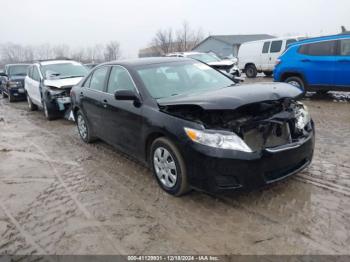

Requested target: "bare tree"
[
  {"left": 0, "top": 42, "right": 122, "bottom": 65},
  {"left": 152, "top": 28, "right": 173, "bottom": 55},
  {"left": 34, "top": 44, "right": 54, "bottom": 60},
  {"left": 174, "top": 21, "right": 204, "bottom": 52},
  {"left": 146, "top": 21, "right": 205, "bottom": 56},
  {"left": 104, "top": 41, "right": 121, "bottom": 61},
  {"left": 71, "top": 47, "right": 86, "bottom": 62},
  {"left": 0, "top": 43, "right": 34, "bottom": 63},
  {"left": 52, "top": 44, "right": 70, "bottom": 59}
]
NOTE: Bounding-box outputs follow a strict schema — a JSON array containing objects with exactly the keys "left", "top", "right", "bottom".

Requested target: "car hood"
[
  {"left": 44, "top": 77, "right": 83, "bottom": 88},
  {"left": 157, "top": 82, "right": 303, "bottom": 110},
  {"left": 207, "top": 60, "right": 234, "bottom": 67}
]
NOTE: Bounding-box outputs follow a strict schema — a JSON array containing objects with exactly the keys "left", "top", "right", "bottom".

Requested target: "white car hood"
[
  {"left": 44, "top": 77, "right": 83, "bottom": 88},
  {"left": 207, "top": 59, "right": 234, "bottom": 66}
]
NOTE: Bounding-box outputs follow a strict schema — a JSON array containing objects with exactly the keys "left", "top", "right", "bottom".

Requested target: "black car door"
[
  {"left": 101, "top": 65, "right": 143, "bottom": 157},
  {"left": 80, "top": 66, "right": 110, "bottom": 138}
]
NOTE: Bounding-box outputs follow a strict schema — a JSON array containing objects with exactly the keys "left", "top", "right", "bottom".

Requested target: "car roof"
[
  {"left": 6, "top": 63, "right": 30, "bottom": 67},
  {"left": 288, "top": 33, "right": 350, "bottom": 47},
  {"left": 103, "top": 57, "right": 193, "bottom": 67},
  {"left": 166, "top": 51, "right": 203, "bottom": 57},
  {"left": 242, "top": 36, "right": 305, "bottom": 45},
  {"left": 37, "top": 60, "right": 82, "bottom": 66}
]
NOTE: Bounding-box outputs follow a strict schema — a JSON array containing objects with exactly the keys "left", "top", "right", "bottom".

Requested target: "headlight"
[
  {"left": 184, "top": 127, "right": 252, "bottom": 152},
  {"left": 7, "top": 81, "right": 22, "bottom": 88},
  {"left": 295, "top": 102, "right": 311, "bottom": 130}
]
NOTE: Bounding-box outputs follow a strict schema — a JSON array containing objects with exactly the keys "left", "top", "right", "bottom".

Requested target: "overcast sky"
[{"left": 0, "top": 0, "right": 349, "bottom": 57}]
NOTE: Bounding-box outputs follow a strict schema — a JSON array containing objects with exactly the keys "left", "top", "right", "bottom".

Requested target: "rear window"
[
  {"left": 262, "top": 42, "right": 270, "bottom": 53},
  {"left": 286, "top": 39, "right": 297, "bottom": 49},
  {"left": 340, "top": 39, "right": 350, "bottom": 56},
  {"left": 298, "top": 40, "right": 336, "bottom": 56},
  {"left": 270, "top": 41, "right": 283, "bottom": 53}
]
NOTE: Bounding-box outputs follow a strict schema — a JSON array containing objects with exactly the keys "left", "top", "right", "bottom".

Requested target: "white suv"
[{"left": 25, "top": 60, "right": 88, "bottom": 120}]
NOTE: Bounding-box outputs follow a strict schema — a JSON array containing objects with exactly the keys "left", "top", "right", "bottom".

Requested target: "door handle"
[
  {"left": 338, "top": 59, "right": 350, "bottom": 62},
  {"left": 301, "top": 59, "right": 311, "bottom": 62}
]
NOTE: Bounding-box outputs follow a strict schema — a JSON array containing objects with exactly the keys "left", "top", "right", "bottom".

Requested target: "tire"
[
  {"left": 150, "top": 137, "right": 190, "bottom": 196},
  {"left": 43, "top": 100, "right": 58, "bottom": 121},
  {"left": 285, "top": 76, "right": 305, "bottom": 89},
  {"left": 245, "top": 64, "right": 258, "bottom": 78},
  {"left": 1, "top": 91, "right": 7, "bottom": 99},
  {"left": 263, "top": 71, "right": 273, "bottom": 77},
  {"left": 8, "top": 93, "right": 15, "bottom": 103},
  {"left": 76, "top": 110, "right": 95, "bottom": 143},
  {"left": 27, "top": 94, "right": 38, "bottom": 111},
  {"left": 316, "top": 90, "right": 329, "bottom": 95}
]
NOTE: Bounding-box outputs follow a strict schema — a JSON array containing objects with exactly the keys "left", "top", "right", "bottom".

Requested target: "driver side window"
[
  {"left": 32, "top": 67, "right": 41, "bottom": 82},
  {"left": 107, "top": 66, "right": 135, "bottom": 94},
  {"left": 89, "top": 66, "right": 109, "bottom": 92}
]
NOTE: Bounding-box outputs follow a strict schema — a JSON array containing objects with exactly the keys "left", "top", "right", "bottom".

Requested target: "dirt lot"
[{"left": 0, "top": 77, "right": 350, "bottom": 255}]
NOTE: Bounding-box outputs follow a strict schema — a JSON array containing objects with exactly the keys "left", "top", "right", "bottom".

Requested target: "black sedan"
[{"left": 71, "top": 57, "right": 315, "bottom": 196}]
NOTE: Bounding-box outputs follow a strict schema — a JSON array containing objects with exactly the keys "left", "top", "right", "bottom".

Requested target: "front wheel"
[
  {"left": 285, "top": 76, "right": 305, "bottom": 89},
  {"left": 43, "top": 100, "right": 58, "bottom": 121},
  {"left": 150, "top": 137, "right": 190, "bottom": 196},
  {"left": 1, "top": 91, "right": 7, "bottom": 99},
  {"left": 8, "top": 93, "right": 15, "bottom": 103},
  {"left": 27, "top": 94, "right": 38, "bottom": 111}
]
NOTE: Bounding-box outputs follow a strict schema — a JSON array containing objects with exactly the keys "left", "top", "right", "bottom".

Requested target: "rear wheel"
[
  {"left": 245, "top": 64, "right": 257, "bottom": 78},
  {"left": 316, "top": 90, "right": 329, "bottom": 95},
  {"left": 27, "top": 94, "right": 38, "bottom": 111},
  {"left": 285, "top": 76, "right": 305, "bottom": 89},
  {"left": 76, "top": 110, "right": 95, "bottom": 143},
  {"left": 150, "top": 137, "right": 190, "bottom": 196}
]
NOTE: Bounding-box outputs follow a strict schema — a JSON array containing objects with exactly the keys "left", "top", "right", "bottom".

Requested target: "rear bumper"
[{"left": 183, "top": 126, "right": 315, "bottom": 193}]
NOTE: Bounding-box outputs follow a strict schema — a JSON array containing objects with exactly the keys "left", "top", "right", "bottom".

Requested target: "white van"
[{"left": 238, "top": 36, "right": 305, "bottom": 78}]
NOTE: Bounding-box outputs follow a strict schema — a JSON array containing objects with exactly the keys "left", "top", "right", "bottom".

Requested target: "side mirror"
[{"left": 114, "top": 89, "right": 138, "bottom": 101}]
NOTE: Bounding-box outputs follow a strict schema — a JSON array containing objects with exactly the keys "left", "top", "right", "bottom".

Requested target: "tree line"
[
  {"left": 149, "top": 21, "right": 205, "bottom": 56},
  {"left": 0, "top": 41, "right": 121, "bottom": 66}
]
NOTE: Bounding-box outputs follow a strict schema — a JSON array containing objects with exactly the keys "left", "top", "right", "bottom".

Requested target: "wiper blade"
[{"left": 59, "top": 75, "right": 84, "bottom": 79}]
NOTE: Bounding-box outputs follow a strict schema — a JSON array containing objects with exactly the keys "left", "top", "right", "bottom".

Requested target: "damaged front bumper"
[{"left": 182, "top": 121, "right": 315, "bottom": 193}]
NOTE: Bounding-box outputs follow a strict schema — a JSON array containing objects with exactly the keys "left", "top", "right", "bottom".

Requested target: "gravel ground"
[{"left": 0, "top": 77, "right": 350, "bottom": 256}]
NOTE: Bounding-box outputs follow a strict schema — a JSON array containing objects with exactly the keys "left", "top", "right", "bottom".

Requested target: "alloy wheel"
[
  {"left": 153, "top": 147, "right": 177, "bottom": 188},
  {"left": 77, "top": 114, "right": 88, "bottom": 140}
]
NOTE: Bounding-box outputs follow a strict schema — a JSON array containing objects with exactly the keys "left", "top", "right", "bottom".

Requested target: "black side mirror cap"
[{"left": 114, "top": 89, "right": 138, "bottom": 101}]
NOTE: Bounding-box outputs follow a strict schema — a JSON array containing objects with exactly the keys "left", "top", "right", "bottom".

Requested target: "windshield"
[
  {"left": 136, "top": 61, "right": 234, "bottom": 99},
  {"left": 41, "top": 62, "right": 88, "bottom": 80},
  {"left": 187, "top": 53, "right": 221, "bottom": 63},
  {"left": 8, "top": 65, "right": 29, "bottom": 76}
]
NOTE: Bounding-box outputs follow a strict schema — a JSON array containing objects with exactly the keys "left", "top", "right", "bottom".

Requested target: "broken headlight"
[
  {"left": 184, "top": 127, "right": 252, "bottom": 152},
  {"left": 295, "top": 102, "right": 311, "bottom": 130}
]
